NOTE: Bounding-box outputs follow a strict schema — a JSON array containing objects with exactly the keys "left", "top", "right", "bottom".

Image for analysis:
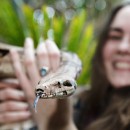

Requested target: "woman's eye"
[{"left": 108, "top": 35, "right": 122, "bottom": 41}]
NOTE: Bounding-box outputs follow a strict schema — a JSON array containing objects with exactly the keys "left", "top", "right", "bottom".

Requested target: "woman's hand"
[
  {"left": 10, "top": 37, "right": 61, "bottom": 130},
  {"left": 0, "top": 80, "right": 31, "bottom": 124}
]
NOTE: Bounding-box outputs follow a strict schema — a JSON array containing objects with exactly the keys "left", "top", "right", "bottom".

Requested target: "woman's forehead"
[{"left": 111, "top": 5, "right": 130, "bottom": 30}]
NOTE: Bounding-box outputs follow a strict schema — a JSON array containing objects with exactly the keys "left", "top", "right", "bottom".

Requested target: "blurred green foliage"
[{"left": 0, "top": 0, "right": 97, "bottom": 85}]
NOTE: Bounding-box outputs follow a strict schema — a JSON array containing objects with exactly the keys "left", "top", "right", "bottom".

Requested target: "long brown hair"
[{"left": 77, "top": 2, "right": 130, "bottom": 130}]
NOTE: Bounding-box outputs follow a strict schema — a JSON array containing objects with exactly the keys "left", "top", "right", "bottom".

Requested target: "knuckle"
[
  {"left": 5, "top": 102, "right": 13, "bottom": 110},
  {"left": 24, "top": 59, "right": 34, "bottom": 67},
  {"left": 37, "top": 51, "right": 48, "bottom": 59},
  {"left": 4, "top": 88, "right": 12, "bottom": 99},
  {"left": 49, "top": 51, "right": 60, "bottom": 59}
]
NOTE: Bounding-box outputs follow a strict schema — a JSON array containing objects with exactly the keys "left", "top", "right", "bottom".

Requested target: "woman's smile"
[{"left": 113, "top": 60, "right": 130, "bottom": 70}]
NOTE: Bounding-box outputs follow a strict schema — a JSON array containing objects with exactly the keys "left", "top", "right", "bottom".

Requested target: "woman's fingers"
[
  {"left": 0, "top": 87, "right": 25, "bottom": 101},
  {"left": 24, "top": 37, "right": 40, "bottom": 86},
  {"left": 10, "top": 49, "right": 34, "bottom": 104},
  {"left": 45, "top": 39, "right": 60, "bottom": 71},
  {"left": 0, "top": 80, "right": 19, "bottom": 89},
  {"left": 0, "top": 101, "right": 29, "bottom": 112},
  {"left": 0, "top": 111, "right": 31, "bottom": 123},
  {"left": 36, "top": 39, "right": 60, "bottom": 75},
  {"left": 36, "top": 41, "right": 50, "bottom": 69}
]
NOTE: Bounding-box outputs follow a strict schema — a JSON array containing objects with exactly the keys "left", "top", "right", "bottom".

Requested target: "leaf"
[{"left": 67, "top": 9, "right": 87, "bottom": 52}]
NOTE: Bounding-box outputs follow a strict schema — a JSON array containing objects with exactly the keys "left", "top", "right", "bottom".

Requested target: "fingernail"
[
  {"left": 10, "top": 48, "right": 16, "bottom": 55},
  {"left": 25, "top": 37, "right": 33, "bottom": 47}
]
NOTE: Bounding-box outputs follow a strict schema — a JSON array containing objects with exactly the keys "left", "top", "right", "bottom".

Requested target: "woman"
[
  {"left": 1, "top": 2, "right": 130, "bottom": 130},
  {"left": 75, "top": 2, "right": 130, "bottom": 130}
]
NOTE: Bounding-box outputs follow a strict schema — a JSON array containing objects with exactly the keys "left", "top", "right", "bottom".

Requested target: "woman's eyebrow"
[{"left": 109, "top": 27, "right": 123, "bottom": 34}]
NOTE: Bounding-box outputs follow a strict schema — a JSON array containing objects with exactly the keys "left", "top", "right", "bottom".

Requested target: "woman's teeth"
[{"left": 115, "top": 62, "right": 130, "bottom": 69}]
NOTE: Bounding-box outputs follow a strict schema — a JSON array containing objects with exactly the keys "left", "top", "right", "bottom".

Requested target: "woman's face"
[{"left": 103, "top": 6, "right": 130, "bottom": 88}]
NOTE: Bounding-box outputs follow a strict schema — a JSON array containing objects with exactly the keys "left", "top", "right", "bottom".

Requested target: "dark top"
[{"left": 73, "top": 87, "right": 100, "bottom": 130}]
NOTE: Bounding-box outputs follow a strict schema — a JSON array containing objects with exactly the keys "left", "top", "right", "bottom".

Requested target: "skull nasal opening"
[
  {"left": 36, "top": 89, "right": 44, "bottom": 92},
  {"left": 63, "top": 80, "right": 72, "bottom": 86},
  {"left": 36, "top": 89, "right": 44, "bottom": 97}
]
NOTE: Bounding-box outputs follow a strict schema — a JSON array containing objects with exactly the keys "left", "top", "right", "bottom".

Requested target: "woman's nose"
[{"left": 117, "top": 39, "right": 130, "bottom": 53}]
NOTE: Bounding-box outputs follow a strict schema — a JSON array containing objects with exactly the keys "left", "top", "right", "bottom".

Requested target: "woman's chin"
[{"left": 111, "top": 80, "right": 130, "bottom": 89}]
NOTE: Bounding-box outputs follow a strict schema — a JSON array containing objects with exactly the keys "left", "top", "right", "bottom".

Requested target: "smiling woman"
[
  {"left": 1, "top": 1, "right": 130, "bottom": 130},
  {"left": 74, "top": 2, "right": 130, "bottom": 130}
]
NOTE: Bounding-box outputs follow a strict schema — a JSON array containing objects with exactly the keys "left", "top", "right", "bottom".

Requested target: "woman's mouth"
[{"left": 113, "top": 62, "right": 130, "bottom": 70}]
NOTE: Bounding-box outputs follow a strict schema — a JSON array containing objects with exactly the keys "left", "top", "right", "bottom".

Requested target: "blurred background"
[{"left": 0, "top": 0, "right": 122, "bottom": 86}]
